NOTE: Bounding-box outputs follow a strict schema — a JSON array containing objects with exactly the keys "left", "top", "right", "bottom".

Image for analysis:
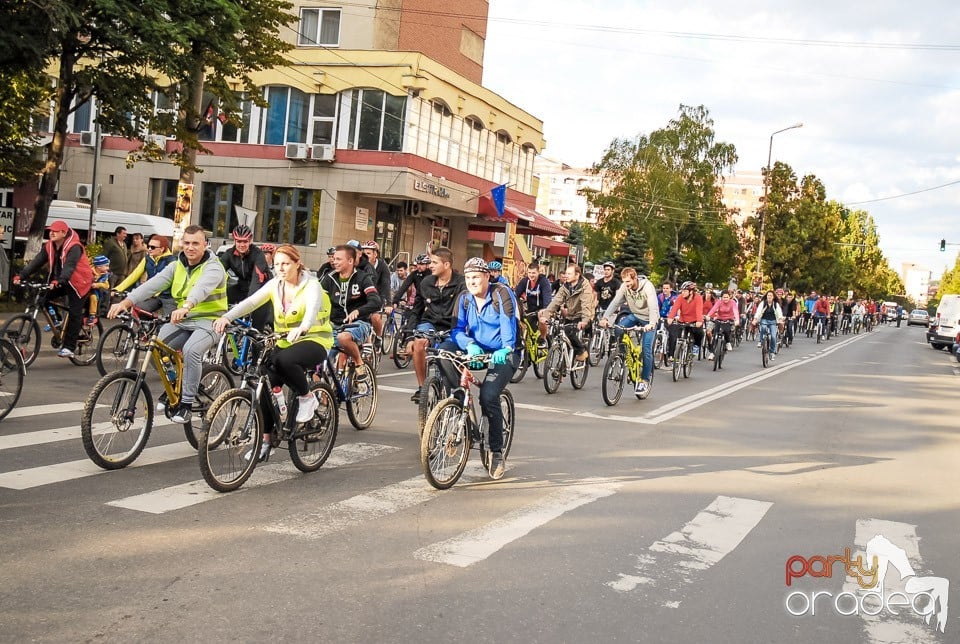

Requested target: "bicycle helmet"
[
  {"left": 415, "top": 253, "right": 430, "bottom": 264},
  {"left": 326, "top": 246, "right": 336, "bottom": 255},
  {"left": 602, "top": 261, "right": 615, "bottom": 269},
  {"left": 231, "top": 224, "right": 252, "bottom": 241},
  {"left": 488, "top": 260, "right": 503, "bottom": 270},
  {"left": 463, "top": 257, "right": 490, "bottom": 274},
  {"left": 680, "top": 280, "right": 696, "bottom": 291},
  {"left": 260, "top": 243, "right": 276, "bottom": 254},
  {"left": 360, "top": 240, "right": 379, "bottom": 251}
]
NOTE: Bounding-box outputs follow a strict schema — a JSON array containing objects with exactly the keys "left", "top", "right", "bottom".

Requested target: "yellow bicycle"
[
  {"left": 601, "top": 325, "right": 651, "bottom": 405},
  {"left": 511, "top": 314, "right": 549, "bottom": 383}
]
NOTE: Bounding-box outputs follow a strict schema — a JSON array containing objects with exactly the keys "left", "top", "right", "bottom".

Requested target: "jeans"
[
  {"left": 667, "top": 323, "right": 704, "bottom": 357},
  {"left": 158, "top": 320, "right": 218, "bottom": 404},
  {"left": 760, "top": 319, "right": 778, "bottom": 353},
  {"left": 616, "top": 314, "right": 654, "bottom": 383},
  {"left": 436, "top": 340, "right": 517, "bottom": 453},
  {"left": 41, "top": 284, "right": 83, "bottom": 352}
]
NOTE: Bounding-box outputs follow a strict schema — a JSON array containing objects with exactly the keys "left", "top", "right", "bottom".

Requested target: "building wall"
[
  {"left": 901, "top": 263, "right": 931, "bottom": 306},
  {"left": 533, "top": 157, "right": 602, "bottom": 227},
  {"left": 719, "top": 171, "right": 763, "bottom": 227},
  {"left": 397, "top": 0, "right": 487, "bottom": 84}
]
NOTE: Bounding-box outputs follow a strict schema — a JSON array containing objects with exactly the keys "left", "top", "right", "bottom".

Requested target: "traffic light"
[{"left": 941, "top": 239, "right": 947, "bottom": 252}]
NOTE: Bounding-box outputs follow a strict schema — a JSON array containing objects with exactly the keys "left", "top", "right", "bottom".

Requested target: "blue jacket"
[{"left": 452, "top": 282, "right": 518, "bottom": 353}]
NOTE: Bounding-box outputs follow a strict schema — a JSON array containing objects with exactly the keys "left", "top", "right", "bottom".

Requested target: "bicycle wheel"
[
  {"left": 392, "top": 332, "right": 412, "bottom": 369},
  {"left": 652, "top": 333, "right": 665, "bottom": 369},
  {"left": 81, "top": 370, "right": 153, "bottom": 469},
  {"left": 510, "top": 346, "right": 529, "bottom": 383},
  {"left": 712, "top": 335, "right": 723, "bottom": 372},
  {"left": 761, "top": 335, "right": 769, "bottom": 367},
  {"left": 418, "top": 373, "right": 446, "bottom": 435},
  {"left": 816, "top": 323, "right": 822, "bottom": 344},
  {"left": 570, "top": 350, "right": 589, "bottom": 389},
  {"left": 601, "top": 353, "right": 625, "bottom": 406},
  {"left": 420, "top": 398, "right": 470, "bottom": 490},
  {"left": 479, "top": 388, "right": 516, "bottom": 470},
  {"left": 2, "top": 315, "right": 41, "bottom": 368},
  {"left": 69, "top": 318, "right": 103, "bottom": 366},
  {"left": 672, "top": 342, "right": 683, "bottom": 382},
  {"left": 543, "top": 344, "right": 563, "bottom": 394},
  {"left": 381, "top": 319, "right": 397, "bottom": 356},
  {"left": 95, "top": 324, "right": 137, "bottom": 376},
  {"left": 346, "top": 362, "right": 378, "bottom": 429},
  {"left": 682, "top": 343, "right": 693, "bottom": 378},
  {"left": 0, "top": 338, "right": 26, "bottom": 422},
  {"left": 183, "top": 364, "right": 236, "bottom": 448},
  {"left": 198, "top": 389, "right": 262, "bottom": 492},
  {"left": 588, "top": 329, "right": 604, "bottom": 367},
  {"left": 532, "top": 343, "right": 547, "bottom": 379},
  {"left": 288, "top": 381, "right": 338, "bottom": 473}
]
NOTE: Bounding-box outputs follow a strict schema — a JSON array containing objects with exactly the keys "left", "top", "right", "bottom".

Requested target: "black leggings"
[{"left": 264, "top": 341, "right": 327, "bottom": 396}]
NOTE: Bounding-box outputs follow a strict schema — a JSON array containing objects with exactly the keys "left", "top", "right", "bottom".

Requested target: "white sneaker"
[
  {"left": 725, "top": 342, "right": 732, "bottom": 351},
  {"left": 757, "top": 341, "right": 762, "bottom": 348},
  {"left": 295, "top": 393, "right": 319, "bottom": 423},
  {"left": 705, "top": 351, "right": 714, "bottom": 360}
]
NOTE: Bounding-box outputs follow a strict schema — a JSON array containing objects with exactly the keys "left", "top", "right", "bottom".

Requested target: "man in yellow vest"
[{"left": 108, "top": 225, "right": 227, "bottom": 423}]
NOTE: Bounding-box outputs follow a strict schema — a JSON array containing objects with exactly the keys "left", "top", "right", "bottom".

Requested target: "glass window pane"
[
  {"left": 299, "top": 9, "right": 318, "bottom": 45},
  {"left": 313, "top": 94, "right": 336, "bottom": 117},
  {"left": 319, "top": 10, "right": 341, "bottom": 46},
  {"left": 382, "top": 94, "right": 405, "bottom": 152},
  {"left": 312, "top": 121, "right": 333, "bottom": 145},
  {"left": 73, "top": 99, "right": 91, "bottom": 133},
  {"left": 265, "top": 87, "right": 288, "bottom": 145},
  {"left": 357, "top": 90, "right": 383, "bottom": 150},
  {"left": 287, "top": 88, "right": 309, "bottom": 143}
]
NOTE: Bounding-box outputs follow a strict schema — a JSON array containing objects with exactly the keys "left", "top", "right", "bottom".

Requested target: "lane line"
[
  {"left": 378, "top": 385, "right": 416, "bottom": 394},
  {"left": 414, "top": 479, "right": 620, "bottom": 567},
  {"left": 0, "top": 418, "right": 177, "bottom": 453},
  {"left": 106, "top": 443, "right": 400, "bottom": 514},
  {"left": 5, "top": 402, "right": 84, "bottom": 419},
  {"left": 607, "top": 495, "right": 772, "bottom": 608},
  {"left": 376, "top": 371, "right": 416, "bottom": 379}
]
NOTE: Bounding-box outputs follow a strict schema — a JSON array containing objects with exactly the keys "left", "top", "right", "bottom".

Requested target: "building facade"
[
  {"left": 533, "top": 157, "right": 603, "bottom": 228},
  {"left": 901, "top": 262, "right": 931, "bottom": 307},
  {"left": 719, "top": 171, "right": 764, "bottom": 228}
]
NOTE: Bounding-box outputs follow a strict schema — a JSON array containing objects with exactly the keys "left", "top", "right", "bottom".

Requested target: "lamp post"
[{"left": 756, "top": 122, "right": 803, "bottom": 281}]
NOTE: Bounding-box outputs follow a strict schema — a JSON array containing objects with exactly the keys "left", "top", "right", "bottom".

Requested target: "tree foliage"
[{"left": 613, "top": 229, "right": 650, "bottom": 275}]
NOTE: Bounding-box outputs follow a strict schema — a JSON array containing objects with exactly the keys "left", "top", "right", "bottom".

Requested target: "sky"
[{"left": 482, "top": 0, "right": 960, "bottom": 281}]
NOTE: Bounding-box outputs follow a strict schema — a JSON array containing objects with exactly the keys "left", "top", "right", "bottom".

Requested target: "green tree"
[
  {"left": 0, "top": 68, "right": 49, "bottom": 185},
  {"left": 613, "top": 229, "right": 650, "bottom": 274}
]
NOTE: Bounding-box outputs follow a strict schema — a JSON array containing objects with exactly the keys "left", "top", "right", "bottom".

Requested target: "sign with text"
[{"left": 0, "top": 208, "right": 14, "bottom": 250}]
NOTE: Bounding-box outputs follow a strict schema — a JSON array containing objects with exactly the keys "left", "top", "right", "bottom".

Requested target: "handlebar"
[{"left": 432, "top": 349, "right": 494, "bottom": 368}]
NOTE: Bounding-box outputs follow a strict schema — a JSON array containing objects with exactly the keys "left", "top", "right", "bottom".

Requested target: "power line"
[{"left": 846, "top": 178, "right": 960, "bottom": 204}]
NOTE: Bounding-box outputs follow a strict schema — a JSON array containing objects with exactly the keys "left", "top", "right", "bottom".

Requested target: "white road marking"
[
  {"left": 376, "top": 371, "right": 416, "bottom": 379},
  {"left": 262, "top": 464, "right": 487, "bottom": 539},
  {"left": 378, "top": 385, "right": 416, "bottom": 394},
  {"left": 4, "top": 402, "right": 84, "bottom": 419},
  {"left": 607, "top": 495, "right": 772, "bottom": 608},
  {"left": 0, "top": 418, "right": 176, "bottom": 452},
  {"left": 414, "top": 479, "right": 620, "bottom": 567},
  {"left": 106, "top": 442, "right": 400, "bottom": 514}
]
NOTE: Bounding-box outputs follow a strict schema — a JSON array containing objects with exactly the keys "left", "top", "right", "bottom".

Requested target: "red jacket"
[
  {"left": 45, "top": 229, "right": 92, "bottom": 298},
  {"left": 668, "top": 293, "right": 703, "bottom": 324},
  {"left": 814, "top": 298, "right": 831, "bottom": 315}
]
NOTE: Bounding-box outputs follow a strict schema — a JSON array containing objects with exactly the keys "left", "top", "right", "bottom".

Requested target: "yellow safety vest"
[
  {"left": 271, "top": 281, "right": 334, "bottom": 349},
  {"left": 170, "top": 256, "right": 227, "bottom": 318}
]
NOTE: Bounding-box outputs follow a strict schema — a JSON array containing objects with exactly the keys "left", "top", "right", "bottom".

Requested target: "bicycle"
[
  {"left": 588, "top": 315, "right": 611, "bottom": 367},
  {"left": 0, "top": 337, "right": 26, "bottom": 422},
  {"left": 79, "top": 316, "right": 235, "bottom": 469},
  {"left": 814, "top": 315, "right": 827, "bottom": 344},
  {"left": 511, "top": 313, "right": 549, "bottom": 383},
  {"left": 314, "top": 324, "right": 379, "bottom": 430},
  {"left": 214, "top": 316, "right": 260, "bottom": 376},
  {"left": 601, "top": 325, "right": 650, "bottom": 406},
  {"left": 94, "top": 303, "right": 164, "bottom": 375},
  {"left": 542, "top": 315, "right": 590, "bottom": 394},
  {"left": 670, "top": 323, "right": 697, "bottom": 382},
  {"left": 756, "top": 322, "right": 775, "bottom": 368},
  {"left": 420, "top": 350, "right": 515, "bottom": 490},
  {"left": 708, "top": 320, "right": 733, "bottom": 371},
  {"left": 2, "top": 282, "right": 103, "bottom": 367},
  {"left": 380, "top": 305, "right": 408, "bottom": 358},
  {"left": 852, "top": 315, "right": 863, "bottom": 334},
  {"left": 652, "top": 320, "right": 670, "bottom": 370},
  {"left": 198, "top": 327, "right": 339, "bottom": 492},
  {"left": 412, "top": 329, "right": 451, "bottom": 434}
]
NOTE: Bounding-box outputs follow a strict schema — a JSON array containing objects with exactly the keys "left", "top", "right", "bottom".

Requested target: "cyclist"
[
  {"left": 706, "top": 289, "right": 740, "bottom": 351},
  {"left": 657, "top": 281, "right": 677, "bottom": 320},
  {"left": 594, "top": 261, "right": 622, "bottom": 316},
  {"left": 406, "top": 247, "right": 465, "bottom": 403},
  {"left": 489, "top": 260, "right": 509, "bottom": 286},
  {"left": 852, "top": 299, "right": 866, "bottom": 331},
  {"left": 390, "top": 261, "right": 408, "bottom": 298},
  {"left": 438, "top": 258, "right": 518, "bottom": 480},
  {"left": 753, "top": 289, "right": 784, "bottom": 360},
  {"left": 389, "top": 253, "right": 430, "bottom": 310},
  {"left": 599, "top": 268, "right": 658, "bottom": 397},
  {"left": 220, "top": 224, "right": 271, "bottom": 331},
  {"left": 116, "top": 234, "right": 177, "bottom": 314},
  {"left": 813, "top": 293, "right": 831, "bottom": 337},
  {"left": 781, "top": 290, "right": 800, "bottom": 345},
  {"left": 108, "top": 225, "right": 227, "bottom": 422},
  {"left": 514, "top": 260, "right": 553, "bottom": 345},
  {"left": 539, "top": 263, "right": 597, "bottom": 363},
  {"left": 360, "top": 240, "right": 391, "bottom": 340},
  {"left": 319, "top": 244, "right": 382, "bottom": 373},
  {"left": 213, "top": 244, "right": 333, "bottom": 461},
  {"left": 15, "top": 219, "right": 93, "bottom": 358},
  {"left": 317, "top": 247, "right": 336, "bottom": 278},
  {"left": 665, "top": 280, "right": 705, "bottom": 361}
]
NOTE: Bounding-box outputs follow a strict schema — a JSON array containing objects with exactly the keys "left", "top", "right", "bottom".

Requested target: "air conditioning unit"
[
  {"left": 285, "top": 142, "right": 308, "bottom": 160},
  {"left": 310, "top": 144, "right": 335, "bottom": 162},
  {"left": 79, "top": 131, "right": 96, "bottom": 147},
  {"left": 406, "top": 200, "right": 423, "bottom": 217},
  {"left": 144, "top": 134, "right": 168, "bottom": 148},
  {"left": 76, "top": 183, "right": 96, "bottom": 200}
]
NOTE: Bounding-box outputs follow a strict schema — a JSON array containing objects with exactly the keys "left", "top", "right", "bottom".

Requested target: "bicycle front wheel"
[
  {"left": 392, "top": 333, "right": 412, "bottom": 369},
  {"left": 346, "top": 362, "right": 378, "bottom": 429},
  {"left": 183, "top": 364, "right": 236, "bottom": 448},
  {"left": 2, "top": 315, "right": 41, "bottom": 367},
  {"left": 95, "top": 324, "right": 137, "bottom": 376},
  {"left": 672, "top": 343, "right": 683, "bottom": 382},
  {"left": 418, "top": 373, "right": 446, "bottom": 435},
  {"left": 420, "top": 398, "right": 470, "bottom": 490},
  {"left": 588, "top": 329, "right": 604, "bottom": 367},
  {"left": 712, "top": 336, "right": 723, "bottom": 372},
  {"left": 381, "top": 320, "right": 397, "bottom": 356},
  {"left": 69, "top": 318, "right": 103, "bottom": 366},
  {"left": 682, "top": 344, "right": 693, "bottom": 378},
  {"left": 543, "top": 345, "right": 563, "bottom": 394},
  {"left": 199, "top": 389, "right": 262, "bottom": 492},
  {"left": 510, "top": 346, "right": 529, "bottom": 383},
  {"left": 288, "top": 381, "right": 338, "bottom": 472},
  {"left": 571, "top": 351, "right": 589, "bottom": 389},
  {"left": 81, "top": 370, "right": 153, "bottom": 469},
  {"left": 601, "top": 353, "right": 625, "bottom": 406},
  {"left": 0, "top": 338, "right": 26, "bottom": 421},
  {"left": 479, "top": 388, "right": 516, "bottom": 471}
]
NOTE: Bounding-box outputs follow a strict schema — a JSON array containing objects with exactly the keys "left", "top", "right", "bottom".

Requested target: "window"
[
  {"left": 149, "top": 179, "right": 179, "bottom": 220},
  {"left": 71, "top": 97, "right": 93, "bottom": 133},
  {"left": 312, "top": 94, "right": 337, "bottom": 144},
  {"left": 260, "top": 187, "right": 318, "bottom": 245},
  {"left": 262, "top": 86, "right": 309, "bottom": 145},
  {"left": 200, "top": 183, "right": 245, "bottom": 238},
  {"left": 198, "top": 93, "right": 251, "bottom": 143},
  {"left": 346, "top": 89, "right": 405, "bottom": 152},
  {"left": 299, "top": 8, "right": 341, "bottom": 46}
]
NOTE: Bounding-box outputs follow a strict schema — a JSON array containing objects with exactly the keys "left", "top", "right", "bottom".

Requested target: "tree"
[
  {"left": 613, "top": 229, "right": 650, "bottom": 275},
  {"left": 0, "top": 68, "right": 49, "bottom": 185}
]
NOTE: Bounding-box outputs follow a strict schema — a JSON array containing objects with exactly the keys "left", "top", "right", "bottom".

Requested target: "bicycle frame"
[
  {"left": 521, "top": 316, "right": 548, "bottom": 366},
  {"left": 617, "top": 326, "right": 644, "bottom": 383}
]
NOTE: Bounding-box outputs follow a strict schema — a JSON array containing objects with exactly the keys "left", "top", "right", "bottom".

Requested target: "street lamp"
[{"left": 755, "top": 122, "right": 803, "bottom": 282}]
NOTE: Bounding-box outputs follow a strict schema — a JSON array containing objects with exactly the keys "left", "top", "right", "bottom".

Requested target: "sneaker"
[
  {"left": 489, "top": 451, "right": 505, "bottom": 480},
  {"left": 156, "top": 393, "right": 168, "bottom": 412},
  {"left": 691, "top": 346, "right": 699, "bottom": 357},
  {"left": 725, "top": 342, "right": 732, "bottom": 351},
  {"left": 757, "top": 341, "right": 762, "bottom": 348},
  {"left": 410, "top": 387, "right": 422, "bottom": 404},
  {"left": 705, "top": 351, "right": 714, "bottom": 360},
  {"left": 42, "top": 324, "right": 52, "bottom": 333},
  {"left": 295, "top": 393, "right": 319, "bottom": 423},
  {"left": 57, "top": 347, "right": 75, "bottom": 358},
  {"left": 244, "top": 442, "right": 272, "bottom": 463},
  {"left": 575, "top": 350, "right": 589, "bottom": 362},
  {"left": 353, "top": 367, "right": 369, "bottom": 384},
  {"left": 635, "top": 380, "right": 650, "bottom": 398},
  {"left": 770, "top": 354, "right": 775, "bottom": 362},
  {"left": 87, "top": 316, "right": 98, "bottom": 327},
  {"left": 169, "top": 403, "right": 192, "bottom": 423}
]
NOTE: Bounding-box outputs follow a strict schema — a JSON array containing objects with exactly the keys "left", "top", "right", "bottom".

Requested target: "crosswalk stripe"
[
  {"left": 262, "top": 464, "right": 486, "bottom": 539},
  {"left": 607, "top": 495, "right": 772, "bottom": 607},
  {"left": 414, "top": 478, "right": 620, "bottom": 567},
  {"left": 0, "top": 442, "right": 195, "bottom": 490},
  {"left": 0, "top": 418, "right": 176, "bottom": 453},
  {"left": 105, "top": 442, "right": 400, "bottom": 514},
  {"left": 5, "top": 402, "right": 84, "bottom": 419}
]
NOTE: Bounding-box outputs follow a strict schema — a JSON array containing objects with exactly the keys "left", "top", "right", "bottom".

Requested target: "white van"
[
  {"left": 46, "top": 200, "right": 175, "bottom": 239},
  {"left": 929, "top": 294, "right": 960, "bottom": 350}
]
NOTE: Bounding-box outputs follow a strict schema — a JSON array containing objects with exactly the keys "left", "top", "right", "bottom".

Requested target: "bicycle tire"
[
  {"left": 652, "top": 333, "right": 664, "bottom": 369},
  {"left": 2, "top": 315, "right": 41, "bottom": 368},
  {"left": 392, "top": 332, "right": 412, "bottom": 369},
  {"left": 183, "top": 363, "right": 236, "bottom": 448},
  {"left": 532, "top": 343, "right": 547, "bottom": 379},
  {"left": 601, "top": 353, "right": 625, "bottom": 406},
  {"left": 288, "top": 381, "right": 338, "bottom": 472},
  {"left": 510, "top": 346, "right": 529, "bottom": 383},
  {"left": 346, "top": 362, "right": 378, "bottom": 429},
  {"left": 0, "top": 338, "right": 26, "bottom": 422},
  {"left": 95, "top": 323, "right": 137, "bottom": 376},
  {"left": 420, "top": 397, "right": 470, "bottom": 490},
  {"left": 543, "top": 345, "right": 563, "bottom": 394},
  {"left": 672, "top": 342, "right": 683, "bottom": 382},
  {"left": 81, "top": 370, "right": 152, "bottom": 469},
  {"left": 712, "top": 335, "right": 723, "bottom": 372},
  {"left": 588, "top": 329, "right": 604, "bottom": 367},
  {"left": 479, "top": 388, "right": 516, "bottom": 471},
  {"left": 198, "top": 389, "right": 262, "bottom": 492},
  {"left": 418, "top": 373, "right": 446, "bottom": 435},
  {"left": 683, "top": 342, "right": 693, "bottom": 378},
  {"left": 761, "top": 336, "right": 769, "bottom": 368},
  {"left": 69, "top": 318, "right": 104, "bottom": 366},
  {"left": 571, "top": 352, "right": 589, "bottom": 389}
]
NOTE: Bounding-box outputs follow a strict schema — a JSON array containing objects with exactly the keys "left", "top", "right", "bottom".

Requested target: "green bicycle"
[
  {"left": 601, "top": 324, "right": 652, "bottom": 406},
  {"left": 511, "top": 314, "right": 549, "bottom": 383}
]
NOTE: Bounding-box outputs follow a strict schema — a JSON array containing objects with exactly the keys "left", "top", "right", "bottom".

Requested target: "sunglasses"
[{"left": 148, "top": 245, "right": 162, "bottom": 250}]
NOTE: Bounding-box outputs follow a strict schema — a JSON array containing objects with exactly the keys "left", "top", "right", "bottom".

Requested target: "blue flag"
[{"left": 491, "top": 184, "right": 507, "bottom": 218}]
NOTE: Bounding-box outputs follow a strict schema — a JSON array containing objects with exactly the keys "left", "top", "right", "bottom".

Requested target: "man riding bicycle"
[
  {"left": 219, "top": 225, "right": 271, "bottom": 331},
  {"left": 598, "top": 268, "right": 659, "bottom": 397},
  {"left": 514, "top": 260, "right": 553, "bottom": 345},
  {"left": 319, "top": 244, "right": 382, "bottom": 373},
  {"left": 666, "top": 281, "right": 705, "bottom": 360},
  {"left": 539, "top": 264, "right": 597, "bottom": 363}
]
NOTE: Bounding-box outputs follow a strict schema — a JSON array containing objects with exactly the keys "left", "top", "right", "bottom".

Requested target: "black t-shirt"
[{"left": 595, "top": 277, "right": 621, "bottom": 311}]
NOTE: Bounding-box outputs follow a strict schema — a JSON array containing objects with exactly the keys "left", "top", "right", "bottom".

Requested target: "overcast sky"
[{"left": 483, "top": 0, "right": 960, "bottom": 281}]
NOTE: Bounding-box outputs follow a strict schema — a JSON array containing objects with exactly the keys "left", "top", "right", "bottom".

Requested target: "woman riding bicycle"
[
  {"left": 213, "top": 245, "right": 333, "bottom": 462},
  {"left": 752, "top": 290, "right": 784, "bottom": 361},
  {"left": 706, "top": 290, "right": 740, "bottom": 351}
]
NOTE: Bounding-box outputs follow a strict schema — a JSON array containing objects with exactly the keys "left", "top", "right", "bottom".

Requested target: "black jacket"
[
  {"left": 320, "top": 269, "right": 383, "bottom": 325},
  {"left": 392, "top": 268, "right": 429, "bottom": 305},
  {"left": 412, "top": 271, "right": 465, "bottom": 331}
]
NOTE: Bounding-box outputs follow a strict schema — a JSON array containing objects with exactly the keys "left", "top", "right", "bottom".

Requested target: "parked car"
[
  {"left": 907, "top": 309, "right": 930, "bottom": 326},
  {"left": 928, "top": 294, "right": 960, "bottom": 350}
]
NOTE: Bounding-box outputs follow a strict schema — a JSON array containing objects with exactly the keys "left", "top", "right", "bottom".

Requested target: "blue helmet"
[{"left": 488, "top": 260, "right": 503, "bottom": 270}]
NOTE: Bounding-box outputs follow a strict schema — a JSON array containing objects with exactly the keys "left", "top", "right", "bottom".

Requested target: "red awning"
[{"left": 475, "top": 195, "right": 567, "bottom": 237}]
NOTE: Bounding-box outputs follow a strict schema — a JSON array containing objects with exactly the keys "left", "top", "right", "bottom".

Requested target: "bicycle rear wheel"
[
  {"left": 543, "top": 345, "right": 563, "bottom": 394},
  {"left": 288, "top": 381, "right": 338, "bottom": 472},
  {"left": 346, "top": 362, "right": 378, "bottom": 429},
  {"left": 510, "top": 346, "right": 529, "bottom": 383},
  {"left": 2, "top": 315, "right": 41, "bottom": 367},
  {"left": 0, "top": 338, "right": 26, "bottom": 421},
  {"left": 420, "top": 398, "right": 470, "bottom": 490},
  {"left": 81, "top": 370, "right": 152, "bottom": 469},
  {"left": 95, "top": 324, "right": 137, "bottom": 376},
  {"left": 69, "top": 318, "right": 103, "bottom": 366},
  {"left": 418, "top": 373, "right": 446, "bottom": 435},
  {"left": 392, "top": 332, "right": 412, "bottom": 369},
  {"left": 199, "top": 389, "right": 262, "bottom": 492},
  {"left": 588, "top": 329, "right": 605, "bottom": 367},
  {"left": 570, "top": 350, "right": 589, "bottom": 389},
  {"left": 479, "top": 388, "right": 516, "bottom": 470},
  {"left": 601, "top": 353, "right": 625, "bottom": 406}
]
